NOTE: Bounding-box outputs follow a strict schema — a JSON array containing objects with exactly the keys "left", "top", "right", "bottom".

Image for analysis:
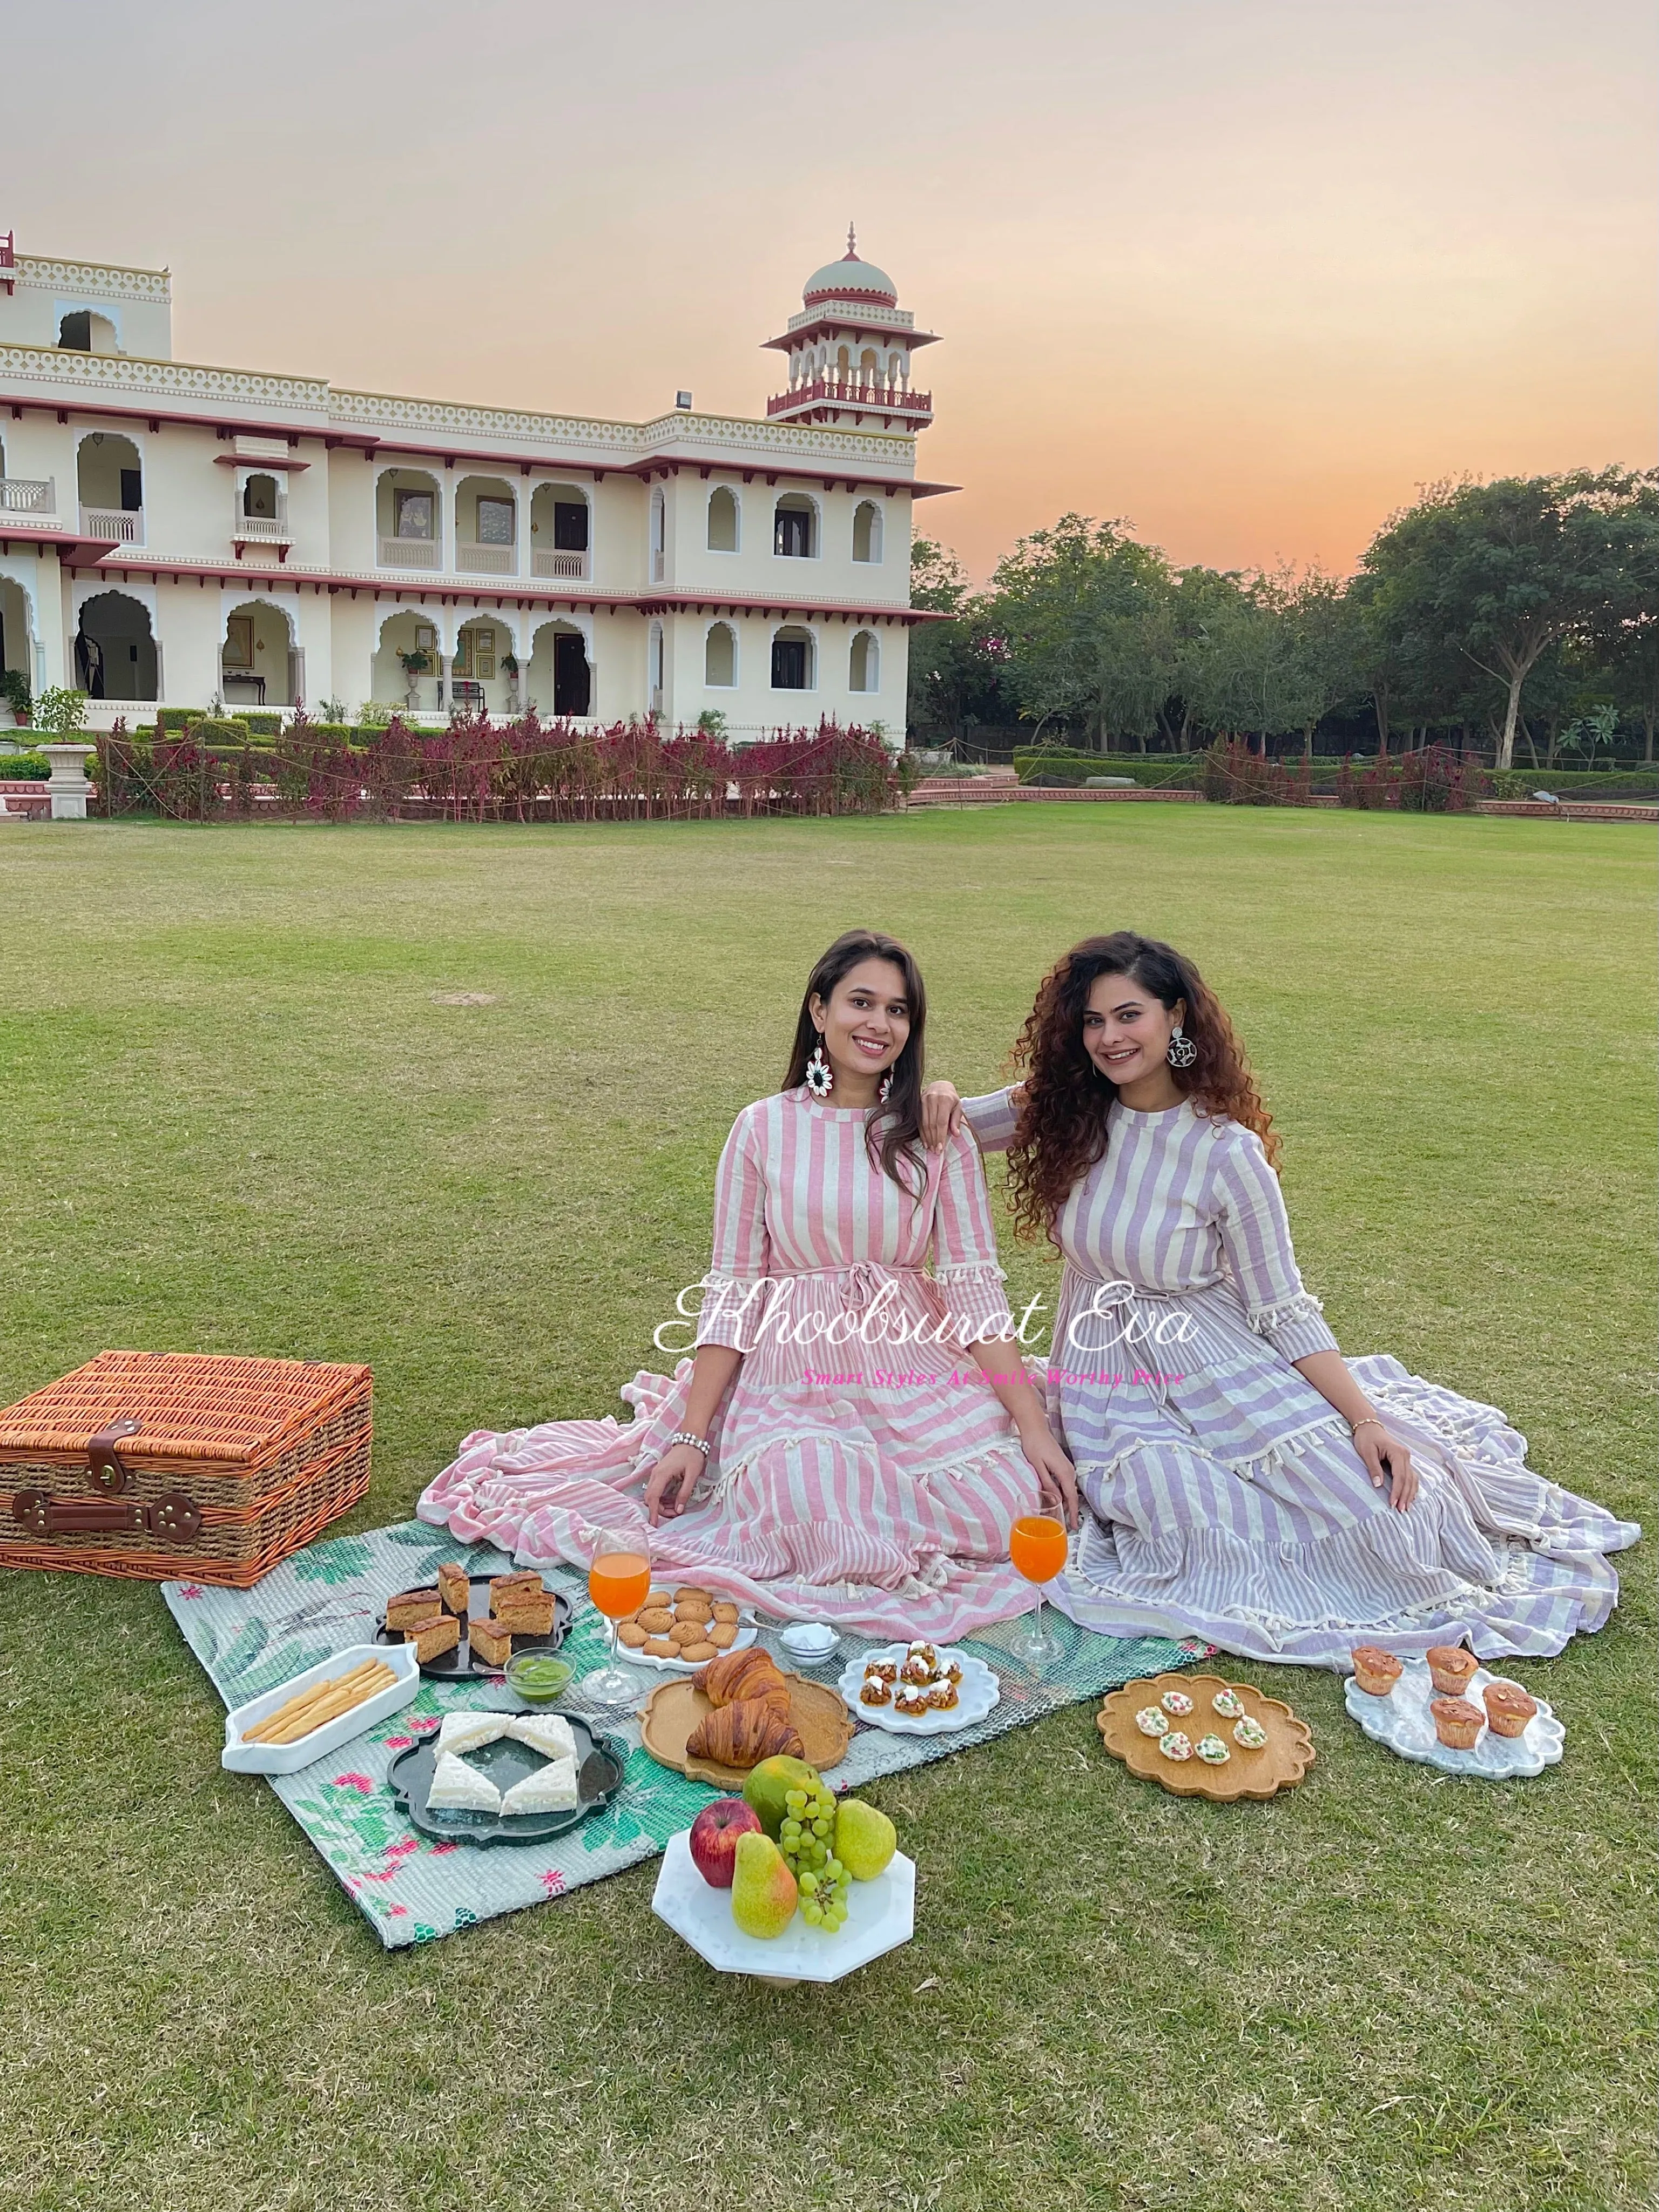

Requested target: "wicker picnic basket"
[{"left": 0, "top": 1351, "right": 372, "bottom": 1588}]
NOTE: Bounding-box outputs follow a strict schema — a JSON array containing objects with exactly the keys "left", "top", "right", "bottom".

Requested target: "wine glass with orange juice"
[
  {"left": 583, "top": 1525, "right": 652, "bottom": 1703},
  {"left": 1009, "top": 1512, "right": 1069, "bottom": 1670}
]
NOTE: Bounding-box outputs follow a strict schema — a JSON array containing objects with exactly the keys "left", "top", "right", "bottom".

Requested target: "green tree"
[
  {"left": 905, "top": 539, "right": 1013, "bottom": 743},
  {"left": 1358, "top": 469, "right": 1659, "bottom": 769},
  {"left": 984, "top": 515, "right": 1177, "bottom": 748}
]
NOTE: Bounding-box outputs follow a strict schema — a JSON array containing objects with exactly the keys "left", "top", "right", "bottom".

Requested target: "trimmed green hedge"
[
  {"left": 0, "top": 748, "right": 50, "bottom": 779},
  {"left": 1014, "top": 749, "right": 1210, "bottom": 788},
  {"left": 1488, "top": 767, "right": 1659, "bottom": 800}
]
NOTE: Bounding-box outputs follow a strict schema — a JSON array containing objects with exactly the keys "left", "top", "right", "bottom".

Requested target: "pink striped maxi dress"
[
  {"left": 417, "top": 1088, "right": 1050, "bottom": 1638},
  {"left": 963, "top": 1087, "right": 1640, "bottom": 1665}
]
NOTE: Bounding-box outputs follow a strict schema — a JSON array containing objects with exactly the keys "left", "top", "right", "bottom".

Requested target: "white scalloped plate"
[
  {"left": 1344, "top": 1656, "right": 1564, "bottom": 1779},
  {"left": 837, "top": 1643, "right": 1001, "bottom": 1735}
]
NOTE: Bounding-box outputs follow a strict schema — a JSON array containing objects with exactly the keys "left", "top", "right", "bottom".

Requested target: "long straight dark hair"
[{"left": 783, "top": 929, "right": 928, "bottom": 1192}]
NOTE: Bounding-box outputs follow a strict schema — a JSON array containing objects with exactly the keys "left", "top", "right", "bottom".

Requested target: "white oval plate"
[
  {"left": 1343, "top": 1656, "right": 1564, "bottom": 1779},
  {"left": 838, "top": 1643, "right": 1000, "bottom": 1735},
  {"left": 619, "top": 1615, "right": 759, "bottom": 1676}
]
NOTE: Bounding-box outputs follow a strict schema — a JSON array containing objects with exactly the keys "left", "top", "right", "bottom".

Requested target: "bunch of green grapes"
[{"left": 779, "top": 1781, "right": 850, "bottom": 1932}]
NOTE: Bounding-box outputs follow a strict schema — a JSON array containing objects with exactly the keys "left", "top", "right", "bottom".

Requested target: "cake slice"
[
  {"left": 507, "top": 1713, "right": 577, "bottom": 1762},
  {"left": 499, "top": 1755, "right": 578, "bottom": 1814},
  {"left": 385, "top": 1586, "right": 442, "bottom": 1630},
  {"left": 490, "top": 1589, "right": 556, "bottom": 1637},
  {"left": 468, "top": 1614, "right": 515, "bottom": 1668},
  {"left": 427, "top": 1750, "right": 502, "bottom": 1812},
  {"left": 490, "top": 1571, "right": 545, "bottom": 1609},
  {"left": 405, "top": 1612, "right": 460, "bottom": 1663},
  {"left": 436, "top": 1561, "right": 472, "bottom": 1616}
]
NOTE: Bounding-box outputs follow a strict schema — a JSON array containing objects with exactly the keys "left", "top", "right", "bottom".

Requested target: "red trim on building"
[{"left": 761, "top": 318, "right": 940, "bottom": 353}]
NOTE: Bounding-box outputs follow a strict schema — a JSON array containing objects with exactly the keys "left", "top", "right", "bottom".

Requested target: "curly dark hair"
[
  {"left": 1004, "top": 931, "right": 1278, "bottom": 1239},
  {"left": 783, "top": 928, "right": 928, "bottom": 1192}
]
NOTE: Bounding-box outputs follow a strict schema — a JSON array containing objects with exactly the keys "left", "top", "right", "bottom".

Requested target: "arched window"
[
  {"left": 77, "top": 432, "right": 144, "bottom": 542},
  {"left": 707, "top": 486, "right": 739, "bottom": 553},
  {"left": 849, "top": 631, "right": 880, "bottom": 694},
  {"left": 771, "top": 626, "right": 814, "bottom": 691},
  {"left": 705, "top": 622, "right": 737, "bottom": 687},
  {"left": 58, "top": 310, "right": 118, "bottom": 354},
  {"left": 242, "top": 473, "right": 279, "bottom": 519},
  {"left": 852, "top": 501, "right": 882, "bottom": 564},
  {"left": 773, "top": 493, "right": 817, "bottom": 560}
]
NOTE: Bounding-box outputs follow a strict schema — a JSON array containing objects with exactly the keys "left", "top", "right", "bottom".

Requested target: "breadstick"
[
  {"left": 242, "top": 1661, "right": 387, "bottom": 1744},
  {"left": 261, "top": 1668, "right": 394, "bottom": 1745}
]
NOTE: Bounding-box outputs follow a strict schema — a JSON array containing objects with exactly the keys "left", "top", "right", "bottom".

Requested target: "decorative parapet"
[
  {"left": 785, "top": 299, "right": 915, "bottom": 334},
  {"left": 0, "top": 345, "right": 331, "bottom": 414},
  {"left": 17, "top": 257, "right": 171, "bottom": 303}
]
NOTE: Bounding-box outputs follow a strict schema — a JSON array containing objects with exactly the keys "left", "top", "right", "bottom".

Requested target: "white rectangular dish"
[{"left": 221, "top": 1641, "right": 421, "bottom": 1774}]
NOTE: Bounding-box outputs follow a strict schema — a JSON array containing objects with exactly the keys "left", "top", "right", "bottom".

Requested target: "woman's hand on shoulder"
[
  {"left": 643, "top": 1443, "right": 705, "bottom": 1525},
  {"left": 920, "top": 1080, "right": 964, "bottom": 1150},
  {"left": 1016, "top": 1418, "right": 1080, "bottom": 1529}
]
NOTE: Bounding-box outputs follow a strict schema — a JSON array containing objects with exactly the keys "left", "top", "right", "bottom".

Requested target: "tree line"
[{"left": 908, "top": 469, "right": 1659, "bottom": 770}]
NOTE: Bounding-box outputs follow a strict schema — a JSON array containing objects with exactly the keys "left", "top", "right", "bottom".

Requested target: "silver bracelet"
[
  {"left": 1350, "top": 1417, "right": 1385, "bottom": 1439},
  {"left": 667, "top": 1430, "right": 711, "bottom": 1460}
]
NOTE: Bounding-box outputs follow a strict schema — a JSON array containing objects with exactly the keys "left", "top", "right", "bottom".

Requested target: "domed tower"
[{"left": 762, "top": 227, "right": 938, "bottom": 432}]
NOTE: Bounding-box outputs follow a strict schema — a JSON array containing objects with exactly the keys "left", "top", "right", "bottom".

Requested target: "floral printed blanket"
[{"left": 163, "top": 1521, "right": 1196, "bottom": 1949}]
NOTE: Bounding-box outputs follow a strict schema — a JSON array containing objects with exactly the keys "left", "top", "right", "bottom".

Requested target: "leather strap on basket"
[
  {"left": 87, "top": 1418, "right": 143, "bottom": 1495},
  {"left": 10, "top": 1489, "right": 203, "bottom": 1542}
]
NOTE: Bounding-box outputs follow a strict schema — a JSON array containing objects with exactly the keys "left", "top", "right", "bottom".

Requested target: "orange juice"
[
  {"left": 589, "top": 1550, "right": 651, "bottom": 1620},
  {"left": 1009, "top": 1514, "right": 1068, "bottom": 1585}
]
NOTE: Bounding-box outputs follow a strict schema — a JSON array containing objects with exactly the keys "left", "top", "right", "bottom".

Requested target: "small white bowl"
[
  {"left": 221, "top": 1642, "right": 420, "bottom": 1774},
  {"left": 779, "top": 1622, "right": 840, "bottom": 1664}
]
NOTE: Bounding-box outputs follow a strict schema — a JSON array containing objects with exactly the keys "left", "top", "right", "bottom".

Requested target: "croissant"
[
  {"left": 694, "top": 1647, "right": 789, "bottom": 1709},
  {"left": 686, "top": 1693, "right": 804, "bottom": 1769}
]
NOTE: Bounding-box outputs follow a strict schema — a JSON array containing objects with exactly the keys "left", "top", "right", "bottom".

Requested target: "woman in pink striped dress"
[
  {"left": 418, "top": 930, "right": 1077, "bottom": 1640},
  {"left": 925, "top": 931, "right": 1638, "bottom": 1666}
]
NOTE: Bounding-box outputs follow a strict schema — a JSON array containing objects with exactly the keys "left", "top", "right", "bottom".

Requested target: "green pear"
[
  {"left": 730, "top": 1830, "right": 798, "bottom": 1939},
  {"left": 834, "top": 1796, "right": 896, "bottom": 1881}
]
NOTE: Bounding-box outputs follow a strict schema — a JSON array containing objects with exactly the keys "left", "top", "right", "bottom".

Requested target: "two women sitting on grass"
[{"left": 419, "top": 928, "right": 1637, "bottom": 1661}]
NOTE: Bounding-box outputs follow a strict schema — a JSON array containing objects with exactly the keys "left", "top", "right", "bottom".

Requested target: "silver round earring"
[
  {"left": 805, "top": 1037, "right": 834, "bottom": 1098},
  {"left": 1166, "top": 1026, "right": 1197, "bottom": 1070}
]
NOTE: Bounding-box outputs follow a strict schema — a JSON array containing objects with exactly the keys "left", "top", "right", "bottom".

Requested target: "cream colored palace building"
[{"left": 0, "top": 228, "right": 945, "bottom": 737}]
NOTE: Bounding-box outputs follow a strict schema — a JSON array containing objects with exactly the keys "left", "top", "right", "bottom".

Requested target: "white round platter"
[
  {"left": 837, "top": 1642, "right": 1000, "bottom": 1736},
  {"left": 621, "top": 1616, "right": 758, "bottom": 1676},
  {"left": 1343, "top": 1656, "right": 1563, "bottom": 1779},
  {"left": 651, "top": 1829, "right": 915, "bottom": 1985}
]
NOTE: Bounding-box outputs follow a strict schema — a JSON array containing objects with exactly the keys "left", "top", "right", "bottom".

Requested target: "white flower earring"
[
  {"left": 879, "top": 1071, "right": 893, "bottom": 1104},
  {"left": 1166, "top": 1025, "right": 1197, "bottom": 1070},
  {"left": 805, "top": 1034, "right": 834, "bottom": 1098}
]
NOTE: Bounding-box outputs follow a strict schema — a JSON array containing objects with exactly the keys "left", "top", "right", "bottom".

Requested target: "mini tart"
[
  {"left": 859, "top": 1677, "right": 892, "bottom": 1707},
  {"left": 1351, "top": 1645, "right": 1404, "bottom": 1696},
  {"left": 1158, "top": 1731, "right": 1194, "bottom": 1761},
  {"left": 933, "top": 1656, "right": 963, "bottom": 1684},
  {"left": 1482, "top": 1682, "right": 1538, "bottom": 1738},
  {"left": 925, "top": 1679, "right": 959, "bottom": 1711},
  {"left": 1426, "top": 1644, "right": 1479, "bottom": 1696},
  {"left": 1431, "top": 1695, "right": 1484, "bottom": 1750},
  {"left": 1160, "top": 1689, "right": 1193, "bottom": 1717},
  {"left": 1135, "top": 1706, "right": 1171, "bottom": 1738},
  {"left": 1195, "top": 1734, "right": 1231, "bottom": 1765},
  {"left": 901, "top": 1656, "right": 935, "bottom": 1685},
  {"left": 906, "top": 1640, "right": 938, "bottom": 1669},
  {"left": 893, "top": 1684, "right": 932, "bottom": 1716},
  {"left": 864, "top": 1659, "right": 899, "bottom": 1684},
  {"left": 1232, "top": 1716, "right": 1268, "bottom": 1750},
  {"left": 1210, "top": 1688, "right": 1245, "bottom": 1719}
]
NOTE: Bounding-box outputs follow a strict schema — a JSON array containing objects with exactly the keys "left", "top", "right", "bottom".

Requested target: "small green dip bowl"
[{"left": 504, "top": 1652, "right": 575, "bottom": 1706}]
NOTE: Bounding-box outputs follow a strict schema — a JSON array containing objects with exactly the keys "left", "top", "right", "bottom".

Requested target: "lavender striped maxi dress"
[
  {"left": 417, "top": 1087, "right": 1051, "bottom": 1639},
  {"left": 963, "top": 1088, "right": 1639, "bottom": 1666}
]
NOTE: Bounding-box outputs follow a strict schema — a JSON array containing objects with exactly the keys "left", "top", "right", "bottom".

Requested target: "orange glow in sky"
[{"left": 6, "top": 0, "right": 1653, "bottom": 581}]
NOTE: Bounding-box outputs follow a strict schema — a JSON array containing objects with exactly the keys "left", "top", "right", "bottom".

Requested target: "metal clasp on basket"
[{"left": 86, "top": 1417, "right": 143, "bottom": 1494}]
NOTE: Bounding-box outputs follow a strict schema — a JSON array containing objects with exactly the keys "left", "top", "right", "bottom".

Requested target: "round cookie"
[
  {"left": 645, "top": 1589, "right": 673, "bottom": 1611},
  {"left": 617, "top": 1621, "right": 649, "bottom": 1648},
  {"left": 668, "top": 1620, "right": 705, "bottom": 1648},
  {"left": 707, "top": 1622, "right": 739, "bottom": 1649},
  {"left": 638, "top": 1608, "right": 674, "bottom": 1635},
  {"left": 711, "top": 1601, "right": 740, "bottom": 1625},
  {"left": 642, "top": 1637, "right": 677, "bottom": 1658},
  {"left": 673, "top": 1600, "right": 713, "bottom": 1624},
  {"left": 681, "top": 1640, "right": 719, "bottom": 1662}
]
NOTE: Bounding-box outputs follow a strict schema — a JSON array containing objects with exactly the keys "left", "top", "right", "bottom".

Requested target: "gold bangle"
[{"left": 1349, "top": 1417, "right": 1385, "bottom": 1438}]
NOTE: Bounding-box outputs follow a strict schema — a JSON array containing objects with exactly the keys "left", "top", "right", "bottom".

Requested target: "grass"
[{"left": 0, "top": 805, "right": 1653, "bottom": 2212}]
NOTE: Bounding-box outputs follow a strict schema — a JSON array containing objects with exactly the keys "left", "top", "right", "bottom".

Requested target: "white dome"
[{"left": 802, "top": 234, "right": 896, "bottom": 308}]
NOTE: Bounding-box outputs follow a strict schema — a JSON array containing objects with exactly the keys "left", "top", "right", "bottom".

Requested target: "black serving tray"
[
  {"left": 375, "top": 1572, "right": 572, "bottom": 1679},
  {"left": 386, "top": 1717, "right": 625, "bottom": 1847}
]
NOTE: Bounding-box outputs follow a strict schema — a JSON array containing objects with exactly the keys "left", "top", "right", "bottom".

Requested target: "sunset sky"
[{"left": 7, "top": 0, "right": 1653, "bottom": 580}]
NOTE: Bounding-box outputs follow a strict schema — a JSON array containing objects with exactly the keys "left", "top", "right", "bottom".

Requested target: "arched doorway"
[
  {"left": 1, "top": 576, "right": 33, "bottom": 701},
  {"left": 220, "top": 600, "right": 297, "bottom": 708},
  {"left": 76, "top": 590, "right": 157, "bottom": 702},
  {"left": 77, "top": 432, "right": 144, "bottom": 542},
  {"left": 529, "top": 620, "right": 592, "bottom": 718},
  {"left": 371, "top": 610, "right": 441, "bottom": 716}
]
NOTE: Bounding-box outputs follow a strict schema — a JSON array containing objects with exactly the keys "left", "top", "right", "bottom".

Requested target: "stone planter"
[{"left": 42, "top": 741, "right": 95, "bottom": 821}]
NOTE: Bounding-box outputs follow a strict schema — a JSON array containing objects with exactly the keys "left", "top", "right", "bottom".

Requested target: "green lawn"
[{"left": 1, "top": 806, "right": 1653, "bottom": 2212}]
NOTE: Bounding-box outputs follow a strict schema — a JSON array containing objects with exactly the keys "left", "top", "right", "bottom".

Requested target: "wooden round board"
[
  {"left": 639, "top": 1672, "right": 853, "bottom": 1788},
  {"left": 1096, "top": 1672, "right": 1314, "bottom": 1801}
]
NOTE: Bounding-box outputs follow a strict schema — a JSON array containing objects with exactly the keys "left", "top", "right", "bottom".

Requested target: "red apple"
[{"left": 688, "top": 1797, "right": 763, "bottom": 1887}]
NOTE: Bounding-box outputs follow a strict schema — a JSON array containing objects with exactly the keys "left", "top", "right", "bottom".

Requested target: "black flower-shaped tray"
[{"left": 386, "top": 1717, "right": 626, "bottom": 1847}]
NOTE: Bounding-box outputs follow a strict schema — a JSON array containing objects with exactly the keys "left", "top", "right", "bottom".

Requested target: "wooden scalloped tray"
[
  {"left": 1096, "top": 1672, "right": 1314, "bottom": 1801},
  {"left": 638, "top": 1671, "right": 853, "bottom": 1789}
]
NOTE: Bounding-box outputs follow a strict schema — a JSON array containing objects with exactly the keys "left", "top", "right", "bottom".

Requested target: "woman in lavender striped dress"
[
  {"left": 924, "top": 931, "right": 1638, "bottom": 1666},
  {"left": 419, "top": 930, "right": 1077, "bottom": 1640}
]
